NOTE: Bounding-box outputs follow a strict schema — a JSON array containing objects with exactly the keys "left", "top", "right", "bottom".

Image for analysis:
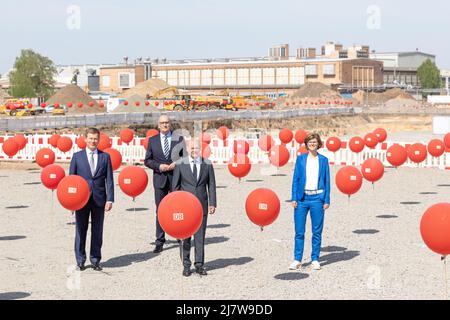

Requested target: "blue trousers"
[
  {"left": 75, "top": 197, "right": 105, "bottom": 265},
  {"left": 294, "top": 194, "right": 325, "bottom": 262}
]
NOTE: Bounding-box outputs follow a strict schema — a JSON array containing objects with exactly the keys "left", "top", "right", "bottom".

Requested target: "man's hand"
[
  {"left": 159, "top": 164, "right": 170, "bottom": 172},
  {"left": 292, "top": 201, "right": 298, "bottom": 209},
  {"left": 168, "top": 162, "right": 176, "bottom": 171},
  {"left": 208, "top": 206, "right": 216, "bottom": 214},
  {"left": 105, "top": 202, "right": 113, "bottom": 212},
  {"left": 323, "top": 204, "right": 330, "bottom": 210}
]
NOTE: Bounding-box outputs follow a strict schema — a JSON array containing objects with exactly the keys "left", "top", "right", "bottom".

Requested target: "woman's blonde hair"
[{"left": 304, "top": 133, "right": 323, "bottom": 150}]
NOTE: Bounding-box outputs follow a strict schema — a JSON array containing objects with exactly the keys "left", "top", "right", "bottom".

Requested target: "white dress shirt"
[
  {"left": 189, "top": 156, "right": 201, "bottom": 180},
  {"left": 305, "top": 154, "right": 319, "bottom": 190},
  {"left": 160, "top": 131, "right": 172, "bottom": 150},
  {"left": 86, "top": 148, "right": 98, "bottom": 174}
]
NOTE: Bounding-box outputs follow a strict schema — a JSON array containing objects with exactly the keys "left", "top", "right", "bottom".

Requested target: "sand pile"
[
  {"left": 112, "top": 94, "right": 160, "bottom": 113},
  {"left": 119, "top": 79, "right": 177, "bottom": 99},
  {"left": 353, "top": 88, "right": 415, "bottom": 105},
  {"left": 290, "top": 83, "right": 342, "bottom": 100},
  {"left": 46, "top": 84, "right": 105, "bottom": 114}
]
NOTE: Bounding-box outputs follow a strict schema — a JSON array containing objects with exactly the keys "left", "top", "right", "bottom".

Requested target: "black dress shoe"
[
  {"left": 93, "top": 265, "right": 103, "bottom": 271},
  {"left": 153, "top": 244, "right": 163, "bottom": 253},
  {"left": 76, "top": 264, "right": 86, "bottom": 271},
  {"left": 195, "top": 267, "right": 207, "bottom": 276},
  {"left": 183, "top": 268, "right": 192, "bottom": 277}
]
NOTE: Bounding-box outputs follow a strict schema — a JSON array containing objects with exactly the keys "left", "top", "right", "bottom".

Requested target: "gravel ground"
[{"left": 0, "top": 160, "right": 449, "bottom": 300}]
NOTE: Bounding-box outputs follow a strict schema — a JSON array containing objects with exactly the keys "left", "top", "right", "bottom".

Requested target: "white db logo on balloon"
[
  {"left": 124, "top": 179, "right": 131, "bottom": 184},
  {"left": 173, "top": 213, "right": 184, "bottom": 221},
  {"left": 68, "top": 187, "right": 77, "bottom": 194},
  {"left": 44, "top": 155, "right": 49, "bottom": 159},
  {"left": 350, "top": 176, "right": 357, "bottom": 181},
  {"left": 50, "top": 174, "right": 56, "bottom": 179},
  {"left": 259, "top": 203, "right": 268, "bottom": 210}
]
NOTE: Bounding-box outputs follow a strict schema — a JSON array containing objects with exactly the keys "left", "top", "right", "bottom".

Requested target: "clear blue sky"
[{"left": 1, "top": 0, "right": 449, "bottom": 75}]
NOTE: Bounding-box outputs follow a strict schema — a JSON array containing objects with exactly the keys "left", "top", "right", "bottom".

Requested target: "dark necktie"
[
  {"left": 192, "top": 160, "right": 197, "bottom": 182},
  {"left": 163, "top": 135, "right": 170, "bottom": 159}
]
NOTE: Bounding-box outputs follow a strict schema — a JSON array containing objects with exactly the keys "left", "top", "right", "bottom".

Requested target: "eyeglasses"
[{"left": 159, "top": 122, "right": 170, "bottom": 125}]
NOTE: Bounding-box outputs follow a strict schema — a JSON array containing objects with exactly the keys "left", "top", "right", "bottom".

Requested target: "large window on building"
[
  {"left": 323, "top": 64, "right": 336, "bottom": 76},
  {"left": 178, "top": 70, "right": 188, "bottom": 86},
  {"left": 102, "top": 76, "right": 110, "bottom": 87},
  {"left": 250, "top": 68, "right": 262, "bottom": 85},
  {"left": 225, "top": 69, "right": 237, "bottom": 85},
  {"left": 156, "top": 70, "right": 167, "bottom": 82},
  {"left": 190, "top": 70, "right": 201, "bottom": 86},
  {"left": 263, "top": 68, "right": 275, "bottom": 85},
  {"left": 213, "top": 69, "right": 225, "bottom": 86},
  {"left": 167, "top": 70, "right": 178, "bottom": 86},
  {"left": 289, "top": 67, "right": 304, "bottom": 85},
  {"left": 276, "top": 67, "right": 289, "bottom": 85},
  {"left": 201, "top": 70, "right": 212, "bottom": 86},
  {"left": 305, "top": 64, "right": 318, "bottom": 76},
  {"left": 119, "top": 73, "right": 130, "bottom": 88},
  {"left": 237, "top": 68, "right": 249, "bottom": 85}
]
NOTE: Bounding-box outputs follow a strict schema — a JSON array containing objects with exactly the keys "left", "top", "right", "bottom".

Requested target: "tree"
[
  {"left": 8, "top": 49, "right": 57, "bottom": 99},
  {"left": 417, "top": 59, "right": 442, "bottom": 90}
]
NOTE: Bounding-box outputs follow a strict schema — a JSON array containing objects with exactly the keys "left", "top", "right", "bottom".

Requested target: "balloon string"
[{"left": 444, "top": 256, "right": 448, "bottom": 301}]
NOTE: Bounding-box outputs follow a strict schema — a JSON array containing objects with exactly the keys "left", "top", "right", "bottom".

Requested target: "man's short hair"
[{"left": 86, "top": 127, "right": 100, "bottom": 137}]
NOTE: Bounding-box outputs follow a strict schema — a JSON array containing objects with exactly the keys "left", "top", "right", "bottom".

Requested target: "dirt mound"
[
  {"left": 290, "top": 82, "right": 342, "bottom": 100},
  {"left": 112, "top": 94, "right": 161, "bottom": 113},
  {"left": 46, "top": 84, "right": 105, "bottom": 114},
  {"left": 353, "top": 88, "right": 415, "bottom": 105},
  {"left": 119, "top": 79, "right": 177, "bottom": 99}
]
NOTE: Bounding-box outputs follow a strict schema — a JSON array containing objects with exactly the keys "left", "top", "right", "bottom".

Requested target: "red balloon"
[
  {"left": 157, "top": 191, "right": 204, "bottom": 239},
  {"left": 233, "top": 140, "right": 250, "bottom": 155},
  {"left": 57, "top": 175, "right": 90, "bottom": 211},
  {"left": 36, "top": 148, "right": 55, "bottom": 168},
  {"left": 40, "top": 102, "right": 46, "bottom": 108},
  {"left": 349, "top": 137, "right": 365, "bottom": 153},
  {"left": 118, "top": 166, "right": 148, "bottom": 199},
  {"left": 120, "top": 128, "right": 134, "bottom": 144},
  {"left": 14, "top": 134, "right": 27, "bottom": 150},
  {"left": 48, "top": 134, "right": 61, "bottom": 148},
  {"left": 2, "top": 138, "right": 19, "bottom": 157},
  {"left": 199, "top": 132, "right": 211, "bottom": 145},
  {"left": 124, "top": 101, "right": 129, "bottom": 106},
  {"left": 98, "top": 133, "right": 112, "bottom": 151},
  {"left": 444, "top": 133, "right": 450, "bottom": 149},
  {"left": 361, "top": 158, "right": 384, "bottom": 183},
  {"left": 155, "top": 101, "right": 160, "bottom": 107},
  {"left": 228, "top": 154, "right": 251, "bottom": 179},
  {"left": 57, "top": 136, "right": 73, "bottom": 153},
  {"left": 87, "top": 101, "right": 94, "bottom": 107},
  {"left": 54, "top": 103, "right": 60, "bottom": 109},
  {"left": 408, "top": 143, "right": 427, "bottom": 163},
  {"left": 295, "top": 130, "right": 308, "bottom": 144},
  {"left": 27, "top": 103, "right": 33, "bottom": 109},
  {"left": 326, "top": 137, "right": 341, "bottom": 153},
  {"left": 143, "top": 136, "right": 151, "bottom": 151},
  {"left": 386, "top": 144, "right": 407, "bottom": 167},
  {"left": 201, "top": 143, "right": 211, "bottom": 159},
  {"left": 245, "top": 188, "right": 280, "bottom": 229},
  {"left": 77, "top": 102, "right": 83, "bottom": 108},
  {"left": 364, "top": 133, "right": 378, "bottom": 149},
  {"left": 279, "top": 128, "right": 293, "bottom": 144},
  {"left": 427, "top": 139, "right": 445, "bottom": 157},
  {"left": 145, "top": 101, "right": 150, "bottom": 106},
  {"left": 146, "top": 129, "right": 159, "bottom": 138},
  {"left": 258, "top": 135, "right": 274, "bottom": 152},
  {"left": 268, "top": 145, "right": 290, "bottom": 167},
  {"left": 76, "top": 136, "right": 86, "bottom": 149},
  {"left": 41, "top": 164, "right": 66, "bottom": 190},
  {"left": 217, "top": 126, "right": 229, "bottom": 140},
  {"left": 135, "top": 101, "right": 140, "bottom": 107},
  {"left": 335, "top": 166, "right": 363, "bottom": 196},
  {"left": 420, "top": 203, "right": 450, "bottom": 256},
  {"left": 373, "top": 128, "right": 387, "bottom": 143},
  {"left": 67, "top": 102, "right": 73, "bottom": 108},
  {"left": 99, "top": 101, "right": 105, "bottom": 108},
  {"left": 103, "top": 148, "right": 122, "bottom": 171}
]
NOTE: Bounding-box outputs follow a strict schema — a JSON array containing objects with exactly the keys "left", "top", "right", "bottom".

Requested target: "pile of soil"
[
  {"left": 353, "top": 88, "right": 415, "bottom": 105},
  {"left": 119, "top": 79, "right": 177, "bottom": 99},
  {"left": 46, "top": 84, "right": 105, "bottom": 114},
  {"left": 290, "top": 82, "right": 342, "bottom": 100}
]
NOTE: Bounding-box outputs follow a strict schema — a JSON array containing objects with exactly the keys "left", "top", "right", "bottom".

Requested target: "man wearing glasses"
[{"left": 145, "top": 114, "right": 186, "bottom": 253}]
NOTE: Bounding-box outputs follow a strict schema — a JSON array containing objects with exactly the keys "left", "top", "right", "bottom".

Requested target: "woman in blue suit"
[{"left": 290, "top": 133, "right": 330, "bottom": 271}]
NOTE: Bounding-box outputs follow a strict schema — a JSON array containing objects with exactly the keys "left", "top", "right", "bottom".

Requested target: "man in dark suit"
[
  {"left": 144, "top": 115, "right": 185, "bottom": 253},
  {"left": 172, "top": 140, "right": 217, "bottom": 277},
  {"left": 69, "top": 127, "right": 114, "bottom": 271}
]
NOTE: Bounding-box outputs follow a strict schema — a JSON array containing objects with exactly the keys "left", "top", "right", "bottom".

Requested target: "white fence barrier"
[{"left": 1, "top": 134, "right": 449, "bottom": 170}]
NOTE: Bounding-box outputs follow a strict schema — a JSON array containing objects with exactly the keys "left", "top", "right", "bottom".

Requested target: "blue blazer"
[
  {"left": 291, "top": 153, "right": 331, "bottom": 205},
  {"left": 69, "top": 149, "right": 115, "bottom": 207}
]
